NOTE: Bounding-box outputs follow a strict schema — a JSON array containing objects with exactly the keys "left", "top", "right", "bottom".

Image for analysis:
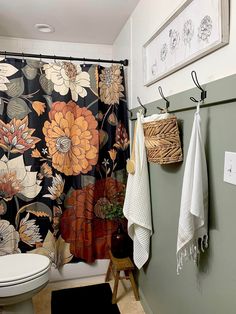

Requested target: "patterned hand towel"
[
  {"left": 123, "top": 111, "right": 152, "bottom": 269},
  {"left": 176, "top": 103, "right": 208, "bottom": 274}
]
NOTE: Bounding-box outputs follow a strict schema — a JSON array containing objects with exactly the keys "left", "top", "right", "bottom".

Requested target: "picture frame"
[{"left": 143, "top": 0, "right": 229, "bottom": 86}]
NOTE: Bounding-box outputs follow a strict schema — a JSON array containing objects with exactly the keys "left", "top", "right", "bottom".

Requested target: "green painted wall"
[{"left": 131, "top": 74, "right": 236, "bottom": 314}]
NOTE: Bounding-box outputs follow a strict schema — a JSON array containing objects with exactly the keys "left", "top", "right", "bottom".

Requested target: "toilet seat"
[{"left": 0, "top": 253, "right": 51, "bottom": 287}]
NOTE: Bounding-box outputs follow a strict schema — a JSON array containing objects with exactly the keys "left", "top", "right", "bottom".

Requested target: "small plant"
[{"left": 103, "top": 202, "right": 124, "bottom": 220}]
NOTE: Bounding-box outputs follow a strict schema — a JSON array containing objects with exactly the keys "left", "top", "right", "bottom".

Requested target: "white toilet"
[{"left": 0, "top": 253, "right": 51, "bottom": 314}]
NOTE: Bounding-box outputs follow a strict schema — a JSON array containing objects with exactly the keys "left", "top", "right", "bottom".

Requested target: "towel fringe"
[{"left": 177, "top": 235, "right": 208, "bottom": 275}]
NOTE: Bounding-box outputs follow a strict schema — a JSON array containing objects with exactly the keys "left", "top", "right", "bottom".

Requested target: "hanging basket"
[{"left": 142, "top": 116, "right": 183, "bottom": 164}]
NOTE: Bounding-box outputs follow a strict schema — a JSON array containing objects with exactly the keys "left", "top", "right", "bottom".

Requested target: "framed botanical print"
[{"left": 143, "top": 0, "right": 229, "bottom": 86}]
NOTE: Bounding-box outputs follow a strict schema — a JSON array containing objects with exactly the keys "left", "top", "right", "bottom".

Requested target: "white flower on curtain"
[
  {"left": 0, "top": 220, "right": 20, "bottom": 255},
  {"left": 0, "top": 155, "right": 42, "bottom": 201},
  {"left": 43, "top": 62, "right": 90, "bottom": 101},
  {"left": 43, "top": 174, "right": 65, "bottom": 202},
  {"left": 0, "top": 58, "right": 18, "bottom": 91},
  {"left": 29, "top": 230, "right": 73, "bottom": 268},
  {"left": 19, "top": 213, "right": 42, "bottom": 247}
]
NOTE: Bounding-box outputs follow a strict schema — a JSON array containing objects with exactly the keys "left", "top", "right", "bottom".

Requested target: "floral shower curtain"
[{"left": 0, "top": 57, "right": 129, "bottom": 266}]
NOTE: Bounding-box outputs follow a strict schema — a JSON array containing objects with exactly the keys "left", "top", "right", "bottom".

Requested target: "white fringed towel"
[
  {"left": 176, "top": 103, "right": 208, "bottom": 274},
  {"left": 123, "top": 111, "right": 152, "bottom": 269}
]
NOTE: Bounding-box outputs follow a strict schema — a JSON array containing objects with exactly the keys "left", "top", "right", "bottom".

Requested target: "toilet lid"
[{"left": 0, "top": 253, "right": 50, "bottom": 284}]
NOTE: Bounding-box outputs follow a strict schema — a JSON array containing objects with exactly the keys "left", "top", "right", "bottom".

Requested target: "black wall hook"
[
  {"left": 158, "top": 86, "right": 170, "bottom": 111},
  {"left": 127, "top": 108, "right": 133, "bottom": 119},
  {"left": 137, "top": 96, "right": 147, "bottom": 116},
  {"left": 190, "top": 70, "right": 207, "bottom": 103}
]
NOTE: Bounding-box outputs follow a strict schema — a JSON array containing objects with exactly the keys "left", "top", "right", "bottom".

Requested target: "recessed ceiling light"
[{"left": 34, "top": 24, "right": 55, "bottom": 33}]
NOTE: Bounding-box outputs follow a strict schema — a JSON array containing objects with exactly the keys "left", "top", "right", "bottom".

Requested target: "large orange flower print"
[
  {"left": 60, "top": 177, "right": 126, "bottom": 262},
  {"left": 60, "top": 185, "right": 95, "bottom": 262},
  {"left": 43, "top": 101, "right": 99, "bottom": 176}
]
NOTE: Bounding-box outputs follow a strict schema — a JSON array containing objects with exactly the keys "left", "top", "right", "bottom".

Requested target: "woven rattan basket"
[{"left": 142, "top": 116, "right": 183, "bottom": 164}]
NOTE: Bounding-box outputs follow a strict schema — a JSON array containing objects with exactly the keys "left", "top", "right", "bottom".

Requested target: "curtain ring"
[
  {"left": 83, "top": 57, "right": 86, "bottom": 68},
  {"left": 22, "top": 52, "right": 25, "bottom": 63},
  {"left": 54, "top": 55, "right": 56, "bottom": 63},
  {"left": 69, "top": 56, "right": 72, "bottom": 64},
  {"left": 4, "top": 51, "right": 7, "bottom": 61}
]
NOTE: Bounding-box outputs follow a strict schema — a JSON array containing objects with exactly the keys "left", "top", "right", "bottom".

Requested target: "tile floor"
[{"left": 33, "top": 275, "right": 145, "bottom": 314}]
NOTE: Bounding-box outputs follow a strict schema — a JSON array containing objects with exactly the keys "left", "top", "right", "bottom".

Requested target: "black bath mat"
[{"left": 51, "top": 283, "right": 120, "bottom": 314}]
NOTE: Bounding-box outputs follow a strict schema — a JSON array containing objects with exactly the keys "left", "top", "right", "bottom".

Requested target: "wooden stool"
[{"left": 105, "top": 250, "right": 139, "bottom": 304}]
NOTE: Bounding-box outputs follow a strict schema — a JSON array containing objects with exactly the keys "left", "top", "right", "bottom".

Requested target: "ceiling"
[{"left": 0, "top": 0, "right": 140, "bottom": 44}]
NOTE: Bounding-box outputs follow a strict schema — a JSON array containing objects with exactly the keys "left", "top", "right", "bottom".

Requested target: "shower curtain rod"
[{"left": 0, "top": 51, "right": 129, "bottom": 66}]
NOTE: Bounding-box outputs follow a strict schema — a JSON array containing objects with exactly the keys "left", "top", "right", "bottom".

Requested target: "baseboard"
[
  {"left": 139, "top": 288, "right": 154, "bottom": 314},
  {"left": 49, "top": 274, "right": 106, "bottom": 285}
]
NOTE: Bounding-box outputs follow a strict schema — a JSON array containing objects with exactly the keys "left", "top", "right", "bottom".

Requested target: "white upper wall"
[
  {"left": 113, "top": 0, "right": 236, "bottom": 108},
  {"left": 0, "top": 36, "right": 113, "bottom": 62},
  {"left": 113, "top": 19, "right": 132, "bottom": 106}
]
